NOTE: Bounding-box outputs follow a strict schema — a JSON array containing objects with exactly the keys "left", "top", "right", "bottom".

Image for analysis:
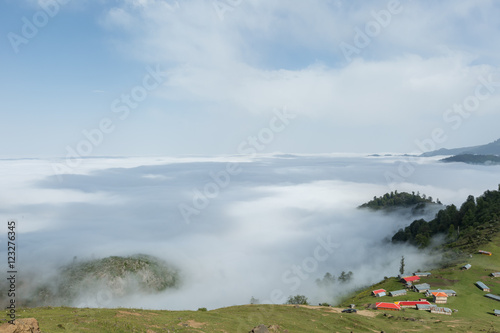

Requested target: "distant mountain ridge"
[
  {"left": 420, "top": 138, "right": 500, "bottom": 157},
  {"left": 441, "top": 154, "right": 500, "bottom": 165}
]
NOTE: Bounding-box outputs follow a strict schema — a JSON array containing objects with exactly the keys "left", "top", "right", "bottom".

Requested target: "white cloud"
[{"left": 98, "top": 0, "right": 500, "bottom": 138}]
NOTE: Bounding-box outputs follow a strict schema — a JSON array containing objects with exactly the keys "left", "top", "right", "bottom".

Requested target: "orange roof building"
[
  {"left": 432, "top": 292, "right": 448, "bottom": 304},
  {"left": 375, "top": 302, "right": 401, "bottom": 311}
]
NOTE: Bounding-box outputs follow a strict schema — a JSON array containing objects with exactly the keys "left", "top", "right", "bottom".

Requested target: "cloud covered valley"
[{"left": 1, "top": 154, "right": 500, "bottom": 310}]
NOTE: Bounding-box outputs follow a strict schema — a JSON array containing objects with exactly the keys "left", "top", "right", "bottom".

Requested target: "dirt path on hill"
[{"left": 293, "top": 305, "right": 377, "bottom": 318}]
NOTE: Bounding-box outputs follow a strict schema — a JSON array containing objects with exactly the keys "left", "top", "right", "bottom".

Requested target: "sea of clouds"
[{"left": 1, "top": 154, "right": 499, "bottom": 310}]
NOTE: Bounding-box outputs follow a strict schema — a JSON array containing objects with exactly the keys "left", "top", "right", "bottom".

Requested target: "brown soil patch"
[
  {"left": 116, "top": 311, "right": 141, "bottom": 317},
  {"left": 325, "top": 307, "right": 377, "bottom": 318},
  {"left": 178, "top": 320, "right": 206, "bottom": 329},
  {"left": 285, "top": 304, "right": 377, "bottom": 318}
]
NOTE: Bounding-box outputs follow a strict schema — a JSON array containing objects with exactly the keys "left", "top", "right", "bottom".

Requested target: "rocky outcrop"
[
  {"left": 249, "top": 325, "right": 269, "bottom": 333},
  {"left": 0, "top": 318, "right": 40, "bottom": 333},
  {"left": 249, "top": 324, "right": 288, "bottom": 333}
]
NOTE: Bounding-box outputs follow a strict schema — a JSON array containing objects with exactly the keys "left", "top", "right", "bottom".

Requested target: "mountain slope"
[{"left": 421, "top": 138, "right": 500, "bottom": 157}]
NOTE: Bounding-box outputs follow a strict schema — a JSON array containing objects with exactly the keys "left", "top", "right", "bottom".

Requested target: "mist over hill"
[{"left": 0, "top": 255, "right": 179, "bottom": 308}]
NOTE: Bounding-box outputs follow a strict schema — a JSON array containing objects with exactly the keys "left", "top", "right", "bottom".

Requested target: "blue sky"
[{"left": 1, "top": 0, "right": 500, "bottom": 157}]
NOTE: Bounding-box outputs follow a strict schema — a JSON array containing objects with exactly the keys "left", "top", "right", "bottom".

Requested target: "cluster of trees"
[
  {"left": 359, "top": 191, "right": 440, "bottom": 210},
  {"left": 392, "top": 185, "right": 500, "bottom": 248},
  {"left": 315, "top": 271, "right": 353, "bottom": 287},
  {"left": 286, "top": 295, "right": 308, "bottom": 305}
]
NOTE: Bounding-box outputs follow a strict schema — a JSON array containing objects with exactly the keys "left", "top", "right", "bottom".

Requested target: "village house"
[
  {"left": 495, "top": 310, "right": 500, "bottom": 317},
  {"left": 430, "top": 306, "right": 452, "bottom": 315},
  {"left": 476, "top": 281, "right": 491, "bottom": 292},
  {"left": 485, "top": 294, "right": 500, "bottom": 302},
  {"left": 461, "top": 264, "right": 472, "bottom": 270},
  {"left": 372, "top": 289, "right": 386, "bottom": 296},
  {"left": 413, "top": 283, "right": 431, "bottom": 293},
  {"left": 389, "top": 290, "right": 407, "bottom": 297},
  {"left": 416, "top": 303, "right": 434, "bottom": 311},
  {"left": 479, "top": 250, "right": 492, "bottom": 256},
  {"left": 401, "top": 275, "right": 420, "bottom": 283},
  {"left": 426, "top": 289, "right": 457, "bottom": 297},
  {"left": 413, "top": 272, "right": 431, "bottom": 277},
  {"left": 491, "top": 272, "right": 500, "bottom": 277},
  {"left": 432, "top": 292, "right": 448, "bottom": 304},
  {"left": 397, "top": 301, "right": 430, "bottom": 309},
  {"left": 375, "top": 302, "right": 401, "bottom": 311}
]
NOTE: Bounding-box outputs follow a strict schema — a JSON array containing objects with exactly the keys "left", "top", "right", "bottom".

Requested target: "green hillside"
[{"left": 338, "top": 230, "right": 500, "bottom": 332}]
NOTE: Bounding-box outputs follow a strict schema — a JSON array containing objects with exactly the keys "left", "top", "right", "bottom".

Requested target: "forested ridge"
[
  {"left": 359, "top": 191, "right": 439, "bottom": 210},
  {"left": 391, "top": 185, "right": 500, "bottom": 247},
  {"left": 441, "top": 154, "right": 500, "bottom": 165}
]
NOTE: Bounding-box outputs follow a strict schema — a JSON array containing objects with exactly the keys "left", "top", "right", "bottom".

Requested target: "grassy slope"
[
  {"left": 339, "top": 231, "right": 500, "bottom": 332},
  {"left": 4, "top": 235, "right": 500, "bottom": 332}
]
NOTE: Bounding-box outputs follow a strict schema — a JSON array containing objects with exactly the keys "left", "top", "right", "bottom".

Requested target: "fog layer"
[{"left": 1, "top": 154, "right": 499, "bottom": 309}]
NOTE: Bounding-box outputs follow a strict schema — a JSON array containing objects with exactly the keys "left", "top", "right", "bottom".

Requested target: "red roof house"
[
  {"left": 375, "top": 302, "right": 401, "bottom": 311},
  {"left": 372, "top": 289, "right": 386, "bottom": 296},
  {"left": 402, "top": 276, "right": 420, "bottom": 283},
  {"left": 397, "top": 301, "right": 431, "bottom": 308}
]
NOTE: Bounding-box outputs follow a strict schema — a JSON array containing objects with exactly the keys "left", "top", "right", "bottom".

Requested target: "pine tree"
[{"left": 399, "top": 256, "right": 405, "bottom": 276}]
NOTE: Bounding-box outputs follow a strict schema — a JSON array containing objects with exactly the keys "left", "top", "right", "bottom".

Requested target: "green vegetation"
[
  {"left": 359, "top": 191, "right": 440, "bottom": 211},
  {"left": 285, "top": 295, "right": 309, "bottom": 305},
  {"left": 441, "top": 154, "right": 500, "bottom": 165},
  {"left": 392, "top": 186, "right": 500, "bottom": 248}
]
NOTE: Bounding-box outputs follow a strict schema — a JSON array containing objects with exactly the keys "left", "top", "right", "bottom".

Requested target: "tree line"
[{"left": 392, "top": 185, "right": 500, "bottom": 247}]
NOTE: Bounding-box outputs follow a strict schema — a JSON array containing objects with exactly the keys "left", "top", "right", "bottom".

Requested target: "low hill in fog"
[{"left": 1, "top": 254, "right": 179, "bottom": 308}]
